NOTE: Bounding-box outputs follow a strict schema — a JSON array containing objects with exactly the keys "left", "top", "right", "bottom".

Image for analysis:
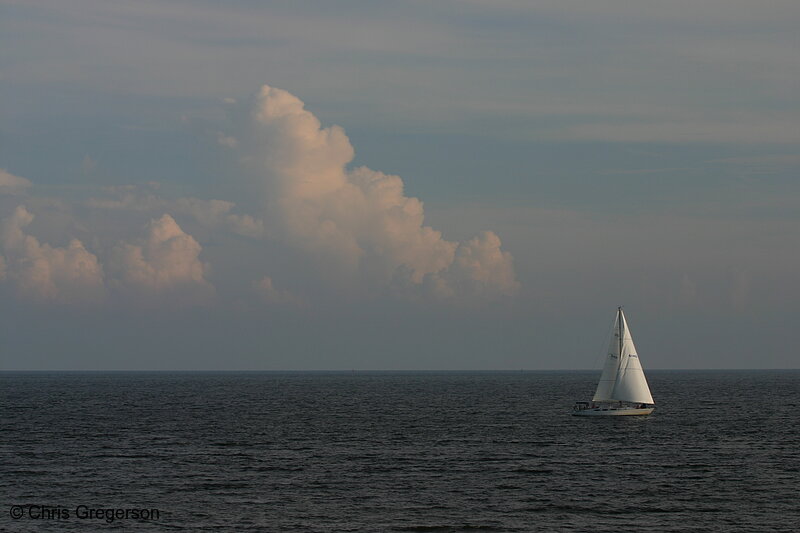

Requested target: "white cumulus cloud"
[
  {"left": 423, "top": 231, "right": 520, "bottom": 300},
  {"left": 0, "top": 85, "right": 519, "bottom": 308},
  {"left": 0, "top": 206, "right": 105, "bottom": 304},
  {"left": 0, "top": 169, "right": 33, "bottom": 195},
  {"left": 236, "top": 84, "right": 518, "bottom": 299},
  {"left": 109, "top": 214, "right": 214, "bottom": 306}
]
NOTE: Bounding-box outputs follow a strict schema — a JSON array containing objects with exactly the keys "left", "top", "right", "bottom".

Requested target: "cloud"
[
  {"left": 86, "top": 184, "right": 167, "bottom": 211},
  {"left": 87, "top": 185, "right": 265, "bottom": 239},
  {"left": 109, "top": 214, "right": 214, "bottom": 306},
  {"left": 216, "top": 132, "right": 238, "bottom": 148},
  {"left": 85, "top": 183, "right": 264, "bottom": 242},
  {"left": 428, "top": 231, "right": 520, "bottom": 300},
  {"left": 253, "top": 276, "right": 304, "bottom": 307},
  {"left": 1, "top": 85, "right": 519, "bottom": 308},
  {"left": 0, "top": 205, "right": 105, "bottom": 304},
  {"left": 0, "top": 207, "right": 215, "bottom": 308},
  {"left": 237, "top": 84, "right": 518, "bottom": 299},
  {"left": 0, "top": 169, "right": 33, "bottom": 195},
  {"left": 561, "top": 115, "right": 800, "bottom": 144},
  {"left": 81, "top": 155, "right": 97, "bottom": 176},
  {"left": 174, "top": 198, "right": 264, "bottom": 238}
]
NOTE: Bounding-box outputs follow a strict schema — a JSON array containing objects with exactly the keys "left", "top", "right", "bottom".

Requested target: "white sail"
[
  {"left": 611, "top": 310, "right": 654, "bottom": 404},
  {"left": 592, "top": 314, "right": 622, "bottom": 402},
  {"left": 592, "top": 308, "right": 654, "bottom": 405}
]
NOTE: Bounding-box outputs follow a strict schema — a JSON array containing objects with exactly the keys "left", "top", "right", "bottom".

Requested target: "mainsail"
[{"left": 592, "top": 308, "right": 654, "bottom": 404}]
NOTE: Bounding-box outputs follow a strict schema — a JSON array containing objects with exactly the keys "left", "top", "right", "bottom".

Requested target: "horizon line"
[{"left": 1, "top": 368, "right": 798, "bottom": 373}]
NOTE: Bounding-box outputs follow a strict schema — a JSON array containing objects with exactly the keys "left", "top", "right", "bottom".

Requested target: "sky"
[{"left": 1, "top": 0, "right": 798, "bottom": 370}]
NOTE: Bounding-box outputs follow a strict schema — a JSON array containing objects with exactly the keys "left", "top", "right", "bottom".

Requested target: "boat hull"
[{"left": 572, "top": 407, "right": 654, "bottom": 417}]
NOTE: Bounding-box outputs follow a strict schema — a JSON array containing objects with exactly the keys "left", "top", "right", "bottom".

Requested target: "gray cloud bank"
[{"left": 4, "top": 1, "right": 797, "bottom": 145}]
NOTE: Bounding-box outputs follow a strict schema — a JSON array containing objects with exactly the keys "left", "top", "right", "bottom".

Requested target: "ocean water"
[{"left": 1, "top": 370, "right": 798, "bottom": 532}]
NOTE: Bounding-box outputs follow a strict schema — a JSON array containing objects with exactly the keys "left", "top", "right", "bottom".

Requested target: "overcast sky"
[{"left": 1, "top": 0, "right": 798, "bottom": 370}]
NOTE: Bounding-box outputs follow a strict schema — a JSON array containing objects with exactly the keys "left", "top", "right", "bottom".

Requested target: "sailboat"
[{"left": 573, "top": 307, "right": 655, "bottom": 416}]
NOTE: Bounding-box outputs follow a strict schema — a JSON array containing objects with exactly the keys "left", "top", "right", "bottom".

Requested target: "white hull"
[{"left": 572, "top": 406, "right": 654, "bottom": 417}]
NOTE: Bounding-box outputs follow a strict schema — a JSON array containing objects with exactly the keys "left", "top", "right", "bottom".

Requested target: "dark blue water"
[{"left": 2, "top": 371, "right": 798, "bottom": 532}]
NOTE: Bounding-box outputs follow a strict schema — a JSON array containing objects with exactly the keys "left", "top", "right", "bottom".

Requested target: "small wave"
[
  {"left": 515, "top": 468, "right": 553, "bottom": 474},
  {"left": 394, "top": 525, "right": 508, "bottom": 532}
]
